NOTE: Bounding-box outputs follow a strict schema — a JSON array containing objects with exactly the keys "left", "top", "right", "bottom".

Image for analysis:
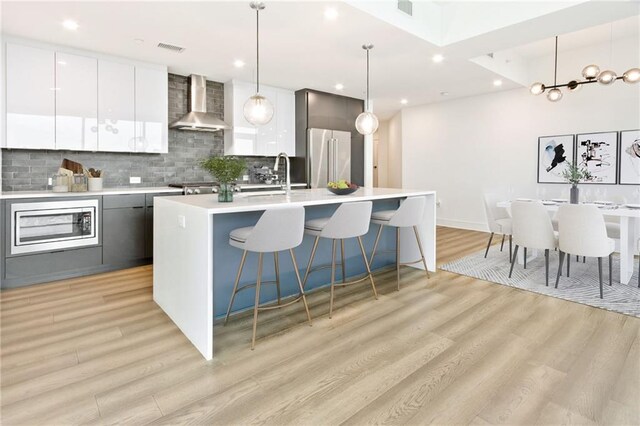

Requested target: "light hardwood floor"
[{"left": 1, "top": 226, "right": 638, "bottom": 425}]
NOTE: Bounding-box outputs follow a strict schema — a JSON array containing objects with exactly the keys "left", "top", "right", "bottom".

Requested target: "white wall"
[
  {"left": 398, "top": 82, "right": 640, "bottom": 231},
  {"left": 388, "top": 111, "right": 403, "bottom": 188}
]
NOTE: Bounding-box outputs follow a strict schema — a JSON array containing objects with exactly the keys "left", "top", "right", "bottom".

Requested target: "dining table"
[{"left": 497, "top": 200, "right": 640, "bottom": 285}]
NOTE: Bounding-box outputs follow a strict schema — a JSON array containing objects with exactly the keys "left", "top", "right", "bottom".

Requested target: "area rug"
[{"left": 440, "top": 248, "right": 640, "bottom": 318}]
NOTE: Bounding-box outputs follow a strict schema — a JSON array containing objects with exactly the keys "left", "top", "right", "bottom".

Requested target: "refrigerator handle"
[
  {"left": 333, "top": 138, "right": 338, "bottom": 181},
  {"left": 327, "top": 137, "right": 333, "bottom": 183}
]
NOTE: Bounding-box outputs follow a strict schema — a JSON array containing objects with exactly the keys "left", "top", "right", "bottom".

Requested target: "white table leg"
[{"left": 619, "top": 216, "right": 636, "bottom": 285}]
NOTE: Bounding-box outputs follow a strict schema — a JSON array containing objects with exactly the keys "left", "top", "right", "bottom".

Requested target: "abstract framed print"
[
  {"left": 576, "top": 131, "right": 618, "bottom": 184},
  {"left": 537, "top": 134, "right": 575, "bottom": 183},
  {"left": 619, "top": 129, "right": 640, "bottom": 185}
]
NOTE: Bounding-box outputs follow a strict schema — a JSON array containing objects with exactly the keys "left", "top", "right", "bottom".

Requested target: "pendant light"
[
  {"left": 546, "top": 36, "right": 563, "bottom": 102},
  {"left": 243, "top": 1, "right": 274, "bottom": 126},
  {"left": 355, "top": 44, "right": 379, "bottom": 135}
]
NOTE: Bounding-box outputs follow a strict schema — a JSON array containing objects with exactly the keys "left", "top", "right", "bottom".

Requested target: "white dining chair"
[
  {"left": 483, "top": 193, "right": 513, "bottom": 260},
  {"left": 555, "top": 204, "right": 615, "bottom": 299},
  {"left": 508, "top": 201, "right": 558, "bottom": 286}
]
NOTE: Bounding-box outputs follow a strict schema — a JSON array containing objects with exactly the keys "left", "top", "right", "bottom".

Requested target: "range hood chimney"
[{"left": 169, "top": 75, "right": 231, "bottom": 132}]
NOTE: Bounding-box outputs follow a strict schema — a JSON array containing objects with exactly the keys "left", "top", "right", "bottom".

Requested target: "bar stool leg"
[
  {"left": 225, "top": 250, "right": 248, "bottom": 325},
  {"left": 396, "top": 227, "right": 401, "bottom": 291},
  {"left": 289, "top": 249, "right": 312, "bottom": 326},
  {"left": 274, "top": 251, "right": 281, "bottom": 305},
  {"left": 358, "top": 236, "right": 378, "bottom": 299},
  {"left": 369, "top": 224, "right": 383, "bottom": 266},
  {"left": 329, "top": 239, "right": 337, "bottom": 319},
  {"left": 340, "top": 239, "right": 346, "bottom": 284},
  {"left": 301, "top": 236, "right": 320, "bottom": 289},
  {"left": 413, "top": 225, "right": 430, "bottom": 278},
  {"left": 251, "top": 252, "right": 264, "bottom": 350}
]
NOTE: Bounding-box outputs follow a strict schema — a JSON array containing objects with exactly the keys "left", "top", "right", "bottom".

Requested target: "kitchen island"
[{"left": 153, "top": 188, "right": 436, "bottom": 359}]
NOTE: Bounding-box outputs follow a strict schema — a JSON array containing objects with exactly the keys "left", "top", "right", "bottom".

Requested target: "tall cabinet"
[{"left": 3, "top": 39, "right": 168, "bottom": 153}]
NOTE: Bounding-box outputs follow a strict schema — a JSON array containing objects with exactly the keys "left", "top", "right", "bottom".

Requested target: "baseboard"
[{"left": 437, "top": 218, "right": 488, "bottom": 232}]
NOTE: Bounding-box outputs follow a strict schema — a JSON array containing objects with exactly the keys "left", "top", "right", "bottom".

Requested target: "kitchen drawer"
[
  {"left": 5, "top": 247, "right": 102, "bottom": 280},
  {"left": 145, "top": 192, "right": 180, "bottom": 207},
  {"left": 103, "top": 194, "right": 145, "bottom": 209}
]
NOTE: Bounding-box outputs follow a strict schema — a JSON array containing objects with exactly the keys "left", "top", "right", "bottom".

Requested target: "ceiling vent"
[
  {"left": 397, "top": 0, "right": 413, "bottom": 16},
  {"left": 157, "top": 42, "right": 185, "bottom": 53}
]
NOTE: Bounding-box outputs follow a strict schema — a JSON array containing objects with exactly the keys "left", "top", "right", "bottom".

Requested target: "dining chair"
[
  {"left": 508, "top": 201, "right": 558, "bottom": 286},
  {"left": 483, "top": 193, "right": 512, "bottom": 261},
  {"left": 555, "top": 204, "right": 615, "bottom": 299}
]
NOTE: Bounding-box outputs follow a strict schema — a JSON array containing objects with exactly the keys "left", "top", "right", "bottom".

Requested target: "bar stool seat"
[
  {"left": 229, "top": 226, "right": 254, "bottom": 246},
  {"left": 371, "top": 210, "right": 396, "bottom": 222},
  {"left": 301, "top": 201, "right": 377, "bottom": 318},
  {"left": 225, "top": 206, "right": 312, "bottom": 349},
  {"left": 370, "top": 196, "right": 430, "bottom": 290}
]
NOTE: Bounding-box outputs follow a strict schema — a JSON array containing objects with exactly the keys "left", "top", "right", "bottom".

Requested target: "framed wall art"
[
  {"left": 619, "top": 129, "right": 640, "bottom": 185},
  {"left": 537, "top": 134, "right": 575, "bottom": 183},
  {"left": 575, "top": 131, "right": 618, "bottom": 184}
]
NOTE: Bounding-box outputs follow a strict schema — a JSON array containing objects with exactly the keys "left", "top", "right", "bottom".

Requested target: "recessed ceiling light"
[
  {"left": 335, "top": 83, "right": 344, "bottom": 90},
  {"left": 234, "top": 60, "right": 245, "bottom": 68},
  {"left": 57, "top": 60, "right": 67, "bottom": 65},
  {"left": 134, "top": 38, "right": 144, "bottom": 44},
  {"left": 493, "top": 79, "right": 503, "bottom": 87},
  {"left": 440, "top": 91, "right": 449, "bottom": 96},
  {"left": 324, "top": 7, "right": 338, "bottom": 20},
  {"left": 432, "top": 54, "right": 444, "bottom": 63},
  {"left": 400, "top": 99, "right": 408, "bottom": 105},
  {"left": 62, "top": 19, "right": 79, "bottom": 31}
]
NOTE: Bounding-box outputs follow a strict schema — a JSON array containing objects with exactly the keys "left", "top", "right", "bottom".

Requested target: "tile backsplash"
[{"left": 1, "top": 73, "right": 283, "bottom": 191}]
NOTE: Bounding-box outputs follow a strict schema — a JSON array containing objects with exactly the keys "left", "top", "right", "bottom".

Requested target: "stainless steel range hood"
[{"left": 169, "top": 75, "right": 231, "bottom": 132}]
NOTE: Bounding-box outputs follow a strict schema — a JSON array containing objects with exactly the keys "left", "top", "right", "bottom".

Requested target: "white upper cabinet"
[
  {"left": 98, "top": 60, "right": 135, "bottom": 152},
  {"left": 276, "top": 90, "right": 295, "bottom": 156},
  {"left": 5, "top": 43, "right": 55, "bottom": 149},
  {"left": 55, "top": 52, "right": 98, "bottom": 151},
  {"left": 224, "top": 80, "right": 295, "bottom": 157},
  {"left": 135, "top": 66, "right": 168, "bottom": 153},
  {"left": 3, "top": 39, "right": 168, "bottom": 153}
]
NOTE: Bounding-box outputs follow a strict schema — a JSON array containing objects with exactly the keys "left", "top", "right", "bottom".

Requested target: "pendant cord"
[
  {"left": 553, "top": 36, "right": 558, "bottom": 86},
  {"left": 366, "top": 48, "right": 370, "bottom": 110},
  {"left": 256, "top": 8, "right": 260, "bottom": 94}
]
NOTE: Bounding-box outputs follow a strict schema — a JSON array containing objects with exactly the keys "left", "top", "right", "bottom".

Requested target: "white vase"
[{"left": 88, "top": 177, "right": 103, "bottom": 192}]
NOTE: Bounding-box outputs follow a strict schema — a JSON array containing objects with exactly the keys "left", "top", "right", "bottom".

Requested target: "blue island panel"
[{"left": 211, "top": 199, "right": 400, "bottom": 318}]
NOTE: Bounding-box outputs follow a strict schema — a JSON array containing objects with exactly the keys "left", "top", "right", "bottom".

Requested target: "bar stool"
[
  {"left": 369, "top": 196, "right": 429, "bottom": 290},
  {"left": 224, "top": 206, "right": 312, "bottom": 350},
  {"left": 301, "top": 201, "right": 377, "bottom": 318}
]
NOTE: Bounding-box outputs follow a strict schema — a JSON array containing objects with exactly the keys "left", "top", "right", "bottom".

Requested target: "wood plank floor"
[{"left": 1, "top": 226, "right": 638, "bottom": 425}]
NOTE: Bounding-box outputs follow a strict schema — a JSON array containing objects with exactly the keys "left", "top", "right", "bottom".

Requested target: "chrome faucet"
[{"left": 273, "top": 152, "right": 291, "bottom": 195}]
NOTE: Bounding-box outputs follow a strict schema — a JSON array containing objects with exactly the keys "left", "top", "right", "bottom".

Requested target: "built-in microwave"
[{"left": 10, "top": 199, "right": 99, "bottom": 255}]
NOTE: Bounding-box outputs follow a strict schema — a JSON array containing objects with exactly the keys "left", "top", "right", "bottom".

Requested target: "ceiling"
[{"left": 1, "top": 1, "right": 639, "bottom": 119}]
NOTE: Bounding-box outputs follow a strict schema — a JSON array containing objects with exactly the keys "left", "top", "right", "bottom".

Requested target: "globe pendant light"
[
  {"left": 355, "top": 44, "right": 379, "bottom": 135},
  {"left": 244, "top": 2, "right": 274, "bottom": 126},
  {"left": 623, "top": 67, "right": 640, "bottom": 84}
]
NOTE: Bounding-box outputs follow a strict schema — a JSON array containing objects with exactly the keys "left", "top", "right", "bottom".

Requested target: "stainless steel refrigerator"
[{"left": 307, "top": 128, "right": 351, "bottom": 188}]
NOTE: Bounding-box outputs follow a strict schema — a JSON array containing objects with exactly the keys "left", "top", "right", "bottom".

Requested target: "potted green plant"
[
  {"left": 561, "top": 161, "right": 592, "bottom": 204},
  {"left": 200, "top": 156, "right": 246, "bottom": 202}
]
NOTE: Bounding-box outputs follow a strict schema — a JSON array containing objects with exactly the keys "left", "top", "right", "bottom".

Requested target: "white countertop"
[
  {"left": 157, "top": 187, "right": 436, "bottom": 214},
  {"left": 0, "top": 186, "right": 183, "bottom": 199}
]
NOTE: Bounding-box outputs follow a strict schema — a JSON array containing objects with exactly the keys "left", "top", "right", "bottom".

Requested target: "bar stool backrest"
[
  {"left": 389, "top": 196, "right": 426, "bottom": 227},
  {"left": 245, "top": 206, "right": 305, "bottom": 252},
  {"left": 557, "top": 204, "right": 610, "bottom": 258},
  {"left": 321, "top": 201, "right": 373, "bottom": 239}
]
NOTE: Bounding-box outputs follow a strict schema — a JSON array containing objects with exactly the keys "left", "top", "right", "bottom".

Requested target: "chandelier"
[{"left": 530, "top": 35, "right": 640, "bottom": 102}]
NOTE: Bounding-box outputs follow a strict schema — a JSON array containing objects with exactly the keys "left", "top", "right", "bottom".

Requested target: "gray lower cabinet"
[{"left": 102, "top": 194, "right": 146, "bottom": 266}]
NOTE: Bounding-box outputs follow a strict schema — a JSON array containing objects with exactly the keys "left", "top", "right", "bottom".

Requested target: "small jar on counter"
[
  {"left": 52, "top": 173, "right": 69, "bottom": 193},
  {"left": 71, "top": 174, "right": 88, "bottom": 192}
]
